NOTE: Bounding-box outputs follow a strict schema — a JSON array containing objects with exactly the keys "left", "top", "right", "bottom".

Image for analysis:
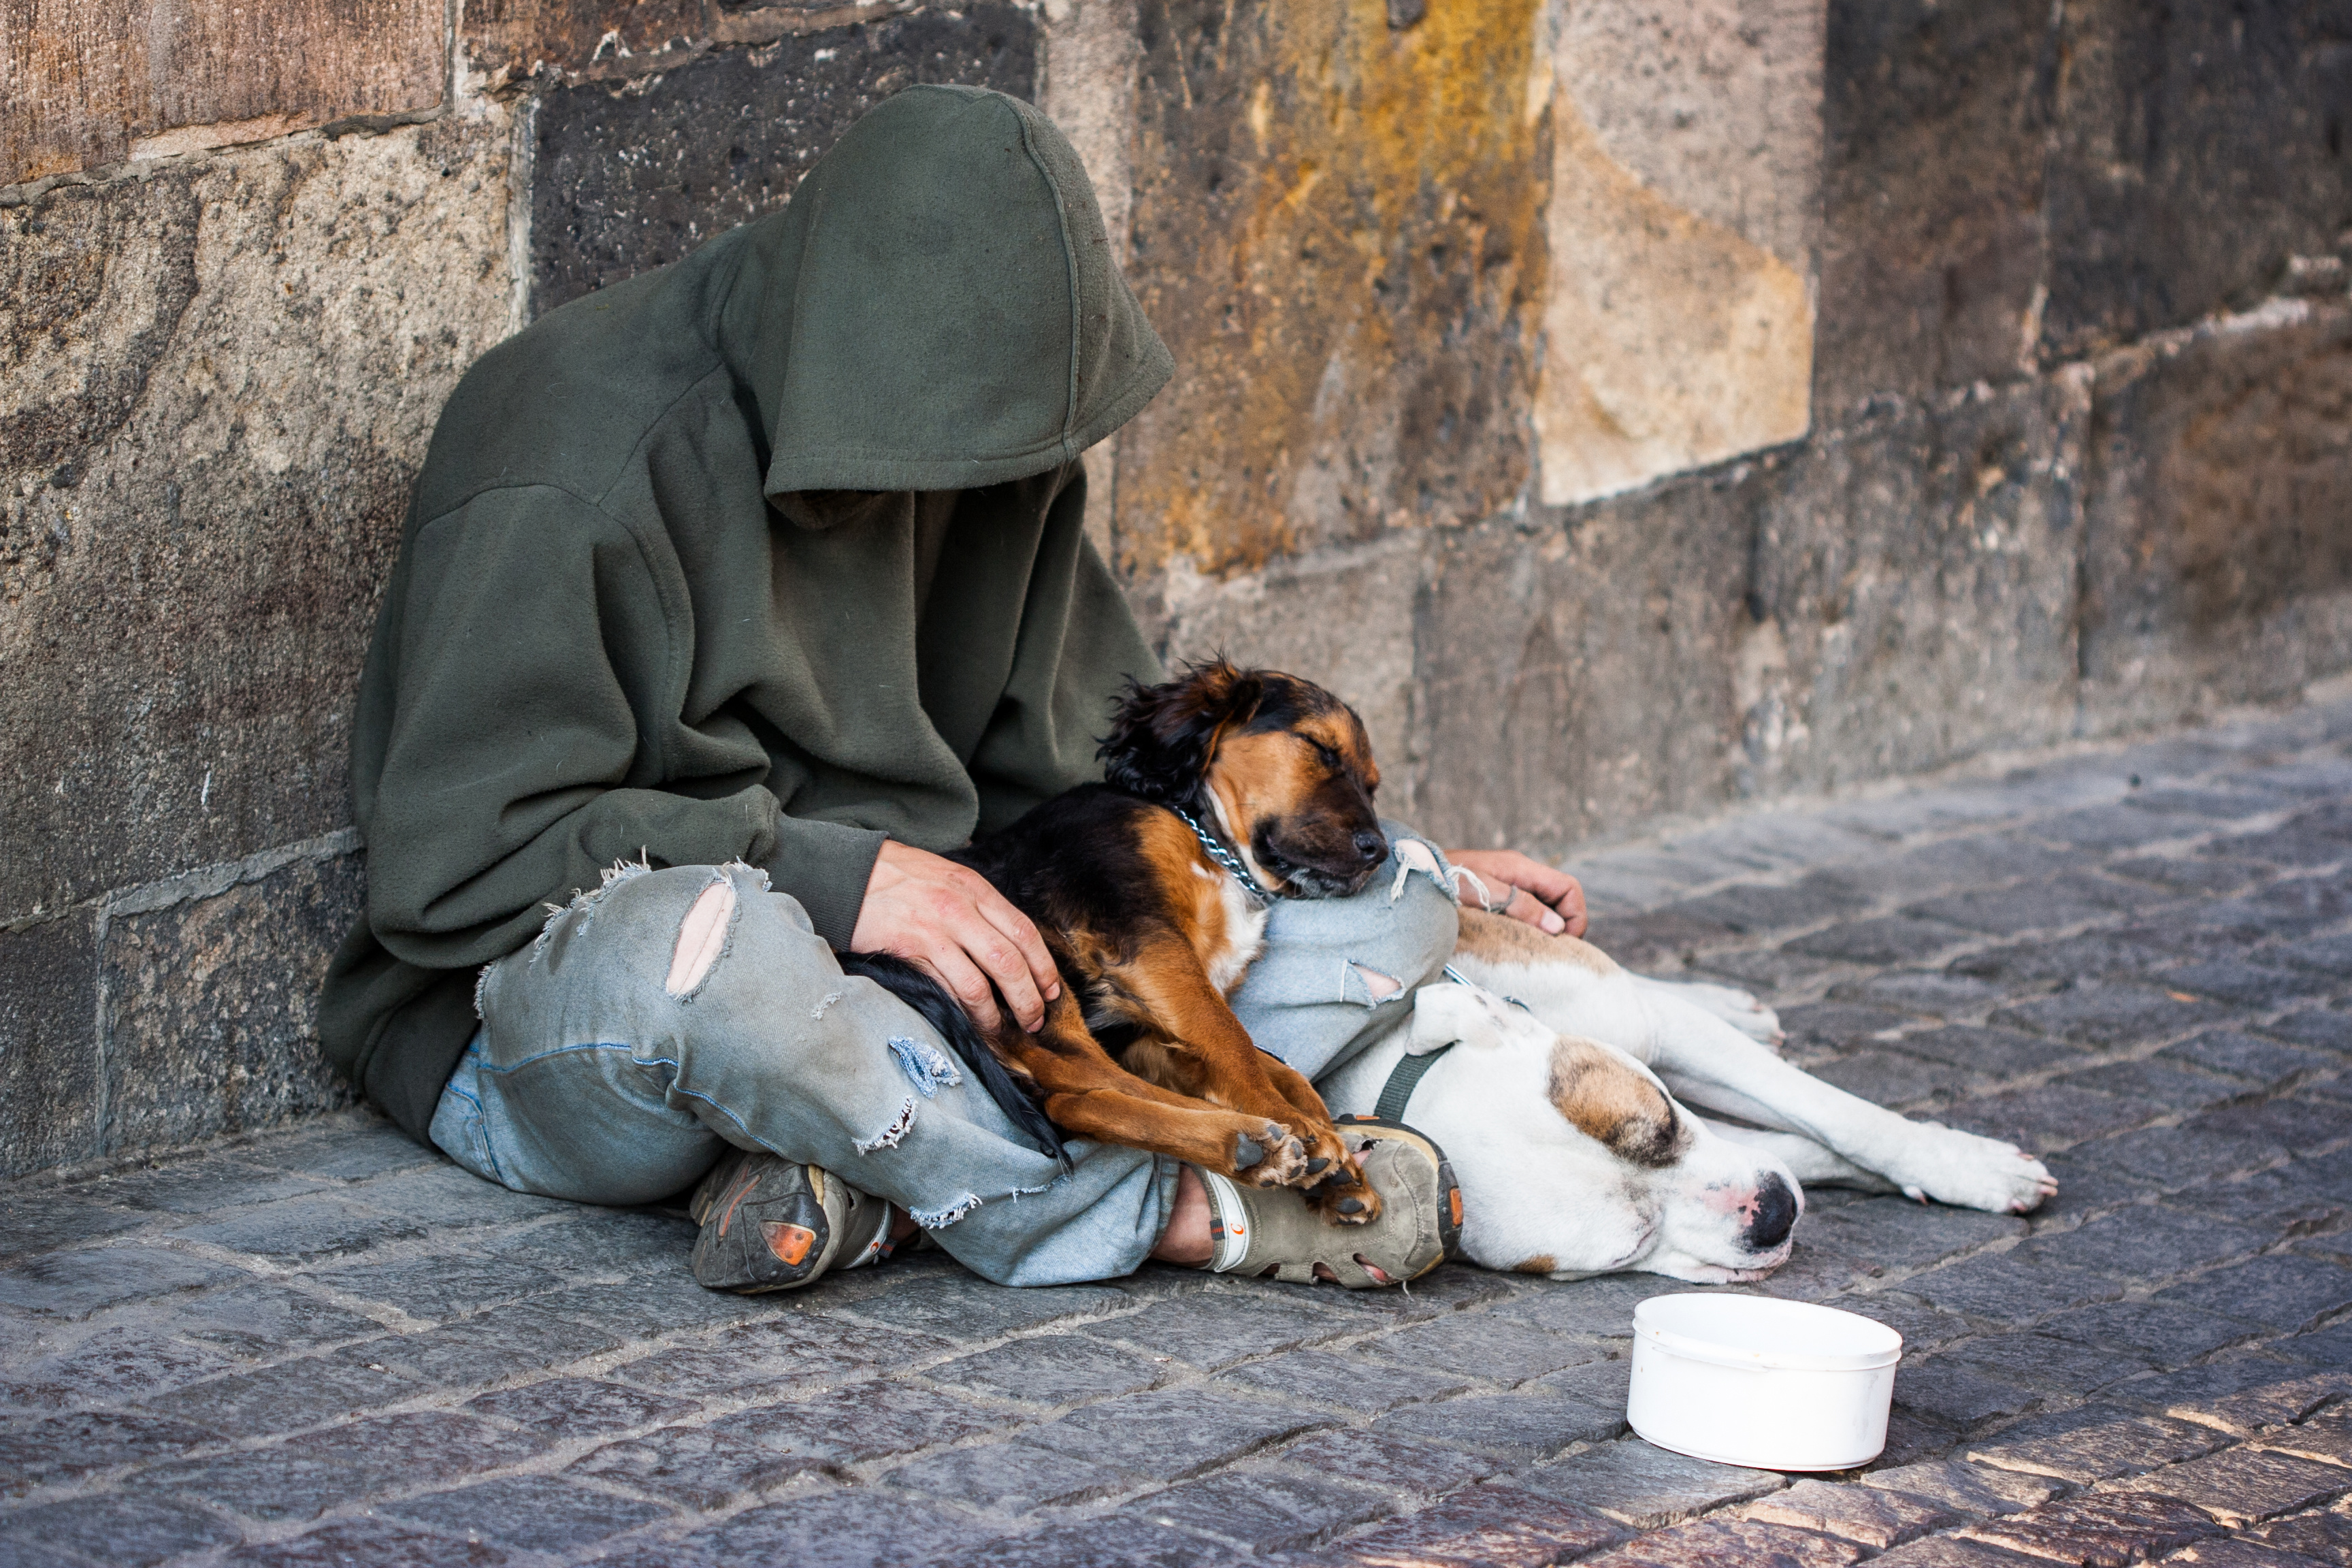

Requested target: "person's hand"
[
  {"left": 1443, "top": 849, "right": 1588, "bottom": 938},
  {"left": 851, "top": 841, "right": 1062, "bottom": 1033}
]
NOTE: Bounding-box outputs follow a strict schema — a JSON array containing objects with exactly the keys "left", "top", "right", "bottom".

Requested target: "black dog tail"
[{"left": 835, "top": 951, "right": 1071, "bottom": 1172}]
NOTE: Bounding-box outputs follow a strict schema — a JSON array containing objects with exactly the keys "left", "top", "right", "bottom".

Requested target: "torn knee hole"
[
  {"left": 666, "top": 879, "right": 736, "bottom": 997},
  {"left": 1349, "top": 962, "right": 1403, "bottom": 1002}
]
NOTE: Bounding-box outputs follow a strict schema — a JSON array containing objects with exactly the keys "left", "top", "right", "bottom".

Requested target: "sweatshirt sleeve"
[{"left": 356, "top": 485, "right": 883, "bottom": 967}]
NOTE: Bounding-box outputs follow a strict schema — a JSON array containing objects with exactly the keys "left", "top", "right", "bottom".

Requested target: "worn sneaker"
[
  {"left": 1196, "top": 1120, "right": 1461, "bottom": 1288},
  {"left": 687, "top": 1149, "right": 895, "bottom": 1293}
]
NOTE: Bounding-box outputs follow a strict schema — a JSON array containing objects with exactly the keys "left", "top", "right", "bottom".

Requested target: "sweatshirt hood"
[{"left": 732, "top": 86, "right": 1173, "bottom": 497}]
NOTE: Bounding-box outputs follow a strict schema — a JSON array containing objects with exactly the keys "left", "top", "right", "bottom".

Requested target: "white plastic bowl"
[{"left": 1627, "top": 1294, "right": 1903, "bottom": 1471}]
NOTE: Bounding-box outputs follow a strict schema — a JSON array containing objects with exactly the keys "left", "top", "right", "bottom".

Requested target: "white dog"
[{"left": 1320, "top": 908, "right": 2058, "bottom": 1283}]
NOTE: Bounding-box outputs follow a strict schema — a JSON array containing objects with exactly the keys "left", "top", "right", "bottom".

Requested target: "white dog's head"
[{"left": 1405, "top": 983, "right": 1801, "bottom": 1284}]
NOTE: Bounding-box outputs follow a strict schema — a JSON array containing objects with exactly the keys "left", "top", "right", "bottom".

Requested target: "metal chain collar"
[{"left": 1172, "top": 806, "right": 1276, "bottom": 905}]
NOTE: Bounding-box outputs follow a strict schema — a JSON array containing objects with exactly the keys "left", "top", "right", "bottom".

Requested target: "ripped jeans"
[{"left": 428, "top": 821, "right": 1460, "bottom": 1286}]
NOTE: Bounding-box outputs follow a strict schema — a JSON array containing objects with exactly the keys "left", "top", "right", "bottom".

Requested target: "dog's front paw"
[
  {"left": 1884, "top": 1122, "right": 2059, "bottom": 1214},
  {"left": 1230, "top": 1122, "right": 1309, "bottom": 1188},
  {"left": 1294, "top": 1124, "right": 1381, "bottom": 1225}
]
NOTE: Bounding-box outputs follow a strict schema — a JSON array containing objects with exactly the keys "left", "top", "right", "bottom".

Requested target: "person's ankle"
[{"left": 1149, "top": 1163, "right": 1215, "bottom": 1267}]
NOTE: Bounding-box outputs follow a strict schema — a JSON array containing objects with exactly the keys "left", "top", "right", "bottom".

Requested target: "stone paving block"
[
  {"left": 2035, "top": 806, "right": 2214, "bottom": 851},
  {"left": 1882, "top": 1408, "right": 1970, "bottom": 1468},
  {"left": 218, "top": 1518, "right": 515, "bottom": 1567},
  {"left": 1271, "top": 1426, "right": 1497, "bottom": 1499},
  {"left": 1938, "top": 1333, "right": 2159, "bottom": 1399},
  {"left": 1374, "top": 1388, "right": 1624, "bottom": 1463},
  {"left": 1960, "top": 1490, "right": 2225, "bottom": 1563},
  {"left": 1219, "top": 1348, "right": 1474, "bottom": 1416},
  {"left": 1019, "top": 1386, "right": 1329, "bottom": 1482},
  {"left": 686, "top": 1483, "right": 1005, "bottom": 1567},
  {"left": 1487, "top": 1273, "right": 1671, "bottom": 1339},
  {"left": 2164, "top": 962, "right": 2338, "bottom": 1010},
  {"left": 1855, "top": 1301, "right": 1980, "bottom": 1356},
  {"left": 1906, "top": 873, "right": 2153, "bottom": 936},
  {"left": 1801, "top": 1198, "right": 2025, "bottom": 1270},
  {"left": 2089, "top": 1123, "right": 2285, "bottom": 1189},
  {"left": 383, "top": 1471, "right": 674, "bottom": 1552},
  {"left": 0, "top": 1192, "right": 151, "bottom": 1260},
  {"left": 1951, "top": 930, "right": 2186, "bottom": 987},
  {"left": 1535, "top": 1355, "right": 1635, "bottom": 1410},
  {"left": 130, "top": 1408, "right": 546, "bottom": 1522},
  {"left": 2057, "top": 1060, "right": 2253, "bottom": 1116},
  {"left": 1814, "top": 1051, "right": 1975, "bottom": 1107},
  {"left": 2167, "top": 1032, "right": 2343, "bottom": 1090},
  {"left": 2125, "top": 1365, "right": 2352, "bottom": 1435},
  {"left": 1965, "top": 1403, "right": 2232, "bottom": 1482},
  {"left": 2246, "top": 1507, "right": 2352, "bottom": 1564},
  {"left": 0, "top": 1246, "right": 248, "bottom": 1319},
  {"left": 1991, "top": 984, "right": 2236, "bottom": 1049},
  {"left": 499, "top": 1211, "right": 697, "bottom": 1278},
  {"left": 2110, "top": 855, "right": 2277, "bottom": 896},
  {"left": 1791, "top": 917, "right": 1978, "bottom": 966},
  {"left": 537, "top": 1277, "right": 798, "bottom": 1340},
  {"left": 923, "top": 1333, "right": 1168, "bottom": 1407},
  {"left": 166, "top": 1283, "right": 387, "bottom": 1360},
  {"left": 2038, "top": 1300, "right": 2262, "bottom": 1369},
  {"left": 1892, "top": 1252, "right": 2123, "bottom": 1325},
  {"left": 0, "top": 1409, "right": 219, "bottom": 1494},
  {"left": 140, "top": 1351, "right": 420, "bottom": 1438},
  {"left": 1780, "top": 1004, "right": 1921, "bottom": 1051},
  {"left": 2242, "top": 878, "right": 2352, "bottom": 937},
  {"left": 1694, "top": 948, "right": 1862, "bottom": 1000},
  {"left": 1580, "top": 1516, "right": 1867, "bottom": 1567},
  {"left": 930, "top": 1517, "right": 1224, "bottom": 1567},
  {"left": 1292, "top": 1482, "right": 1622, "bottom": 1567},
  {"left": 2275, "top": 1323, "right": 2352, "bottom": 1368},
  {"left": 1861, "top": 1457, "right": 2068, "bottom": 1516},
  {"left": 1353, "top": 1315, "right": 1609, "bottom": 1387},
  {"left": 463, "top": 1376, "right": 698, "bottom": 1436},
  {"left": 828, "top": 1271, "right": 1129, "bottom": 1341},
  {"left": 1742, "top": 1478, "right": 1965, "bottom": 1548},
  {"left": 568, "top": 1422, "right": 833, "bottom": 1509},
  {"left": 1896, "top": 1357, "right": 2046, "bottom": 1425},
  {"left": 92, "top": 1158, "right": 338, "bottom": 1218},
  {"left": 0, "top": 1324, "right": 242, "bottom": 1411},
  {"left": 1943, "top": 1086, "right": 2163, "bottom": 1154},
  {"left": 2157, "top": 1256, "right": 2352, "bottom": 1333},
  {"left": 880, "top": 1439, "right": 1128, "bottom": 1512},
  {"left": 2213, "top": 830, "right": 2352, "bottom": 872},
  {"left": 1868, "top": 1537, "right": 2054, "bottom": 1566},
  {"left": 610, "top": 1320, "right": 938, "bottom": 1403},
  {"left": 1126, "top": 1460, "right": 1395, "bottom": 1552},
  {"left": 2125, "top": 1446, "right": 2352, "bottom": 1525},
  {"left": 2272, "top": 1013, "right": 2352, "bottom": 1057},
  {"left": 1669, "top": 876, "right": 1878, "bottom": 937},
  {"left": 2271, "top": 934, "right": 2352, "bottom": 979},
  {"left": 1512, "top": 1438, "right": 1783, "bottom": 1526},
  {"left": 243, "top": 1122, "right": 438, "bottom": 1183},
  {"left": 2166, "top": 1169, "right": 2351, "bottom": 1238},
  {"left": 705, "top": 1380, "right": 1011, "bottom": 1465},
  {"left": 349, "top": 1164, "right": 574, "bottom": 1228},
  {"left": 1079, "top": 1290, "right": 1352, "bottom": 1371},
  {"left": 1883, "top": 1027, "right": 2080, "bottom": 1079},
  {"left": 367, "top": 1301, "right": 624, "bottom": 1387},
  {"left": 310, "top": 1254, "right": 564, "bottom": 1323},
  {"left": 2185, "top": 1096, "right": 2352, "bottom": 1156},
  {"left": 2261, "top": 1411, "right": 2352, "bottom": 1467},
  {"left": 1889, "top": 836, "right": 2097, "bottom": 891},
  {"left": 0, "top": 1492, "right": 242, "bottom": 1567},
  {"left": 2014, "top": 1206, "right": 2270, "bottom": 1280}
]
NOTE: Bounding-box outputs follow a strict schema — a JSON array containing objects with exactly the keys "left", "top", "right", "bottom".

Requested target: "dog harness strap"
[
  {"left": 1172, "top": 806, "right": 1275, "bottom": 905},
  {"left": 1375, "top": 1042, "right": 1454, "bottom": 1123}
]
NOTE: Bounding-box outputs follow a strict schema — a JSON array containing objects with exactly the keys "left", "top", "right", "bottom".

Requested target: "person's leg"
[
  {"left": 1229, "top": 821, "right": 1463, "bottom": 1085},
  {"left": 428, "top": 860, "right": 1177, "bottom": 1288}
]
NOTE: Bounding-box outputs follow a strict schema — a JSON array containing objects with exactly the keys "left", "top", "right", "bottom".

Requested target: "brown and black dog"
[{"left": 846, "top": 660, "right": 1391, "bottom": 1224}]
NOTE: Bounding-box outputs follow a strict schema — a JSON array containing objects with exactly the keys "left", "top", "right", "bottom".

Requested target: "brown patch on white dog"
[{"left": 1548, "top": 1036, "right": 1688, "bottom": 1168}]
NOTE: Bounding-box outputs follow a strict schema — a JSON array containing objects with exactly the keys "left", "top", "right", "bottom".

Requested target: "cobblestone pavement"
[{"left": 7, "top": 702, "right": 2352, "bottom": 1568}]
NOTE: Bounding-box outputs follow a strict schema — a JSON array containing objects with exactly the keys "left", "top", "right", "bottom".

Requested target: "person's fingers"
[
  {"left": 1558, "top": 878, "right": 1590, "bottom": 938},
  {"left": 915, "top": 941, "right": 1004, "bottom": 1036},
  {"left": 964, "top": 875, "right": 1063, "bottom": 1019},
  {"left": 1508, "top": 885, "right": 1567, "bottom": 935},
  {"left": 950, "top": 900, "right": 1047, "bottom": 1034}
]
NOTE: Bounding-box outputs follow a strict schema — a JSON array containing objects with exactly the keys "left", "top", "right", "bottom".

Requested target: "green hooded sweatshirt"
[{"left": 319, "top": 86, "right": 1174, "bottom": 1141}]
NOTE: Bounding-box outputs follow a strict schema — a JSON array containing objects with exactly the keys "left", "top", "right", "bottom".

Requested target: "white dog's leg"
[
  {"left": 1628, "top": 973, "right": 1783, "bottom": 1049},
  {"left": 1699, "top": 1117, "right": 1897, "bottom": 1192},
  {"left": 1642, "top": 994, "right": 2057, "bottom": 1214}
]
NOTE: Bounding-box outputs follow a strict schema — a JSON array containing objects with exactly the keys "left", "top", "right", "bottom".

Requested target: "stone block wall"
[{"left": 3, "top": 0, "right": 2349, "bottom": 1176}]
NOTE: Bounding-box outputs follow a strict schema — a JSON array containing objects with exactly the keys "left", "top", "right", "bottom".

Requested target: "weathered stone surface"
[
  {"left": 1, "top": 114, "right": 513, "bottom": 921},
  {"left": 925, "top": 1333, "right": 1166, "bottom": 1405},
  {"left": 881, "top": 1439, "right": 1127, "bottom": 1514},
  {"left": 2156, "top": 1254, "right": 2352, "bottom": 1333},
  {"left": 1294, "top": 1484, "right": 1622, "bottom": 1568},
  {"left": 2041, "top": 5, "right": 2352, "bottom": 360},
  {"left": 462, "top": 0, "right": 705, "bottom": 88},
  {"left": 1126, "top": 1460, "right": 1394, "bottom": 1552},
  {"left": 1580, "top": 1516, "right": 1867, "bottom": 1568},
  {"left": 0, "top": 913, "right": 97, "bottom": 1177},
  {"left": 1024, "top": 1386, "right": 1328, "bottom": 1482},
  {"left": 383, "top": 1473, "right": 672, "bottom": 1552},
  {"left": 1220, "top": 1348, "right": 1473, "bottom": 1416},
  {"left": 1081, "top": 1290, "right": 1352, "bottom": 1371},
  {"left": 1743, "top": 1478, "right": 1963, "bottom": 1549},
  {"left": 568, "top": 1422, "right": 830, "bottom": 1509},
  {"left": 685, "top": 1484, "right": 1004, "bottom": 1567},
  {"left": 100, "top": 851, "right": 362, "bottom": 1156},
  {"left": 1113, "top": 0, "right": 1546, "bottom": 575},
  {"left": 463, "top": 1376, "right": 696, "bottom": 1436},
  {"left": 529, "top": 6, "right": 1038, "bottom": 314},
  {"left": 1966, "top": 1404, "right": 2231, "bottom": 1484},
  {"left": 2077, "top": 304, "right": 2352, "bottom": 734},
  {"left": 0, "top": 1492, "right": 240, "bottom": 1566},
  {"left": 1860, "top": 1457, "right": 2065, "bottom": 1518},
  {"left": 0, "top": 1245, "right": 245, "bottom": 1319},
  {"left": 1512, "top": 1439, "right": 1783, "bottom": 1527},
  {"left": 1961, "top": 1489, "right": 2225, "bottom": 1565},
  {"left": 2125, "top": 1446, "right": 2352, "bottom": 1526}
]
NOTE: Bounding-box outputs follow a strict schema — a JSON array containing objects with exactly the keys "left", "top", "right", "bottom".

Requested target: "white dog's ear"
[{"left": 1407, "top": 980, "right": 1535, "bottom": 1056}]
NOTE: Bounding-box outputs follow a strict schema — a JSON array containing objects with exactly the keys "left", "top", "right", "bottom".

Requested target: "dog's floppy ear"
[{"left": 1100, "top": 658, "right": 1263, "bottom": 804}]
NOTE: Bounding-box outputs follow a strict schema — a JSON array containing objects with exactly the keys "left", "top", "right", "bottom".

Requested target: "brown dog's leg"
[
  {"left": 1107, "top": 942, "right": 1379, "bottom": 1224},
  {"left": 994, "top": 991, "right": 1314, "bottom": 1187}
]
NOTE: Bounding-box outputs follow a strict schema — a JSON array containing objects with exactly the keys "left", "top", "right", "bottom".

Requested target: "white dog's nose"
[{"left": 1744, "top": 1171, "right": 1799, "bottom": 1252}]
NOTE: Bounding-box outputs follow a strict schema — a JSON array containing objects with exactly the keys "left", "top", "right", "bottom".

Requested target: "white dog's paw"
[
  {"left": 1882, "top": 1122, "right": 2058, "bottom": 1214},
  {"left": 1637, "top": 975, "right": 1784, "bottom": 1047}
]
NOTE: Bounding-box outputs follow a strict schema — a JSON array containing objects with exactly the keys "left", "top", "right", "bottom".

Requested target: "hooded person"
[{"left": 319, "top": 87, "right": 1546, "bottom": 1292}]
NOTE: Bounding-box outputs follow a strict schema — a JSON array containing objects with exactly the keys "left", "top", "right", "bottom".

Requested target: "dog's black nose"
[
  {"left": 1353, "top": 830, "right": 1388, "bottom": 865},
  {"left": 1745, "top": 1172, "right": 1799, "bottom": 1252}
]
